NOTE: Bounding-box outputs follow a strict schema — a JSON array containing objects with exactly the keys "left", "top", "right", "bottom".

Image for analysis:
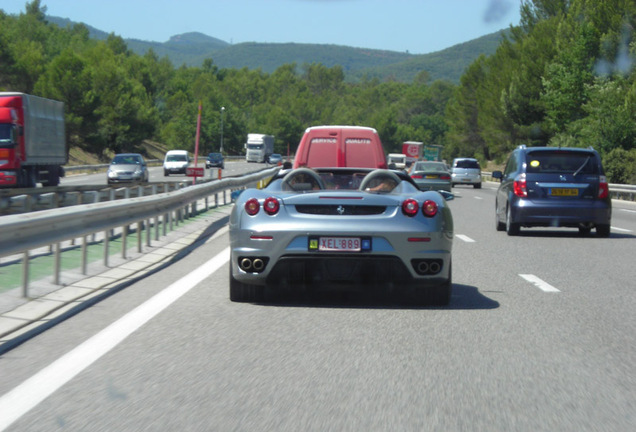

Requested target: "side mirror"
[{"left": 492, "top": 170, "right": 503, "bottom": 181}]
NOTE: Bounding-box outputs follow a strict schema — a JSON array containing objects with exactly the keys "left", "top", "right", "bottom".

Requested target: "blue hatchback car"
[
  {"left": 205, "top": 152, "right": 224, "bottom": 169},
  {"left": 492, "top": 145, "right": 611, "bottom": 237}
]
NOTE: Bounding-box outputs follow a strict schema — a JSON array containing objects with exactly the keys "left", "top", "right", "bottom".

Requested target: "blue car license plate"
[{"left": 550, "top": 188, "right": 578, "bottom": 196}]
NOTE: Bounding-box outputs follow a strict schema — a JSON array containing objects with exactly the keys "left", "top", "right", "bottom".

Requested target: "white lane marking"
[
  {"left": 474, "top": 196, "right": 483, "bottom": 200},
  {"left": 610, "top": 226, "right": 632, "bottom": 233},
  {"left": 519, "top": 274, "right": 560, "bottom": 292},
  {"left": 0, "top": 247, "right": 230, "bottom": 432},
  {"left": 620, "top": 209, "right": 636, "bottom": 214},
  {"left": 456, "top": 234, "right": 476, "bottom": 243}
]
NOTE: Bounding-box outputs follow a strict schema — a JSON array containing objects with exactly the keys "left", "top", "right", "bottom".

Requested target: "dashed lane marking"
[
  {"left": 519, "top": 274, "right": 560, "bottom": 292},
  {"left": 611, "top": 226, "right": 632, "bottom": 233},
  {"left": 456, "top": 234, "right": 475, "bottom": 243}
]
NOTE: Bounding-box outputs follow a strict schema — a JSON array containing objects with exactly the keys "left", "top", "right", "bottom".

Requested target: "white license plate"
[{"left": 318, "top": 237, "right": 361, "bottom": 252}]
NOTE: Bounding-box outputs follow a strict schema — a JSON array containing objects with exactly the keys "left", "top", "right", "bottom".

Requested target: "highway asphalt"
[{"left": 0, "top": 204, "right": 233, "bottom": 353}]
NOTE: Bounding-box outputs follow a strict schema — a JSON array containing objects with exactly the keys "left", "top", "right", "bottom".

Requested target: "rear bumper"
[
  {"left": 511, "top": 199, "right": 611, "bottom": 227},
  {"left": 164, "top": 167, "right": 187, "bottom": 174},
  {"left": 451, "top": 173, "right": 481, "bottom": 185},
  {"left": 414, "top": 180, "right": 451, "bottom": 192},
  {"left": 231, "top": 230, "right": 452, "bottom": 289}
]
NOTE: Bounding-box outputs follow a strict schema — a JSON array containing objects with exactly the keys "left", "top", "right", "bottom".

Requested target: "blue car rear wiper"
[{"left": 572, "top": 156, "right": 591, "bottom": 177}]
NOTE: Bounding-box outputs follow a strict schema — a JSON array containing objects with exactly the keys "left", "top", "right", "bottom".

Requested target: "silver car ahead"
[
  {"left": 229, "top": 167, "right": 454, "bottom": 305},
  {"left": 107, "top": 153, "right": 149, "bottom": 185},
  {"left": 451, "top": 157, "right": 482, "bottom": 188}
]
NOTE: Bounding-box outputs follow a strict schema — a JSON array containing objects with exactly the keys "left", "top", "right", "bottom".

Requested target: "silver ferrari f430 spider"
[{"left": 229, "top": 167, "right": 454, "bottom": 305}]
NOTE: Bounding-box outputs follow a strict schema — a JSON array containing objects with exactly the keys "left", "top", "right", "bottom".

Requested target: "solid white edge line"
[
  {"left": 455, "top": 234, "right": 476, "bottom": 243},
  {"left": 519, "top": 274, "right": 560, "bottom": 292},
  {"left": 0, "top": 247, "right": 230, "bottom": 432}
]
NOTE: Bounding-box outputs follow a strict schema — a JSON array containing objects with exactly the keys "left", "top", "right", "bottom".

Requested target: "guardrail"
[
  {"left": 481, "top": 172, "right": 636, "bottom": 201},
  {"left": 0, "top": 167, "right": 279, "bottom": 297},
  {"left": 0, "top": 181, "right": 198, "bottom": 216},
  {"left": 608, "top": 183, "right": 636, "bottom": 201}
]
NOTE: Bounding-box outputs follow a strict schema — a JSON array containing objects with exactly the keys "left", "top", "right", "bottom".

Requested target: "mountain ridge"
[{"left": 47, "top": 15, "right": 509, "bottom": 83}]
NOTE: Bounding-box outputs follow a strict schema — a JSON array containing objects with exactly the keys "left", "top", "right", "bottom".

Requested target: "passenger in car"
[{"left": 365, "top": 175, "right": 398, "bottom": 193}]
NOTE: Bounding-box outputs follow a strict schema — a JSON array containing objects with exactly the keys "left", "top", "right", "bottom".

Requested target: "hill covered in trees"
[{"left": 46, "top": 15, "right": 507, "bottom": 84}]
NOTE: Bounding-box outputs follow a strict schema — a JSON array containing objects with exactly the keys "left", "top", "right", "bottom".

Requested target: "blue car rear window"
[{"left": 525, "top": 151, "right": 598, "bottom": 175}]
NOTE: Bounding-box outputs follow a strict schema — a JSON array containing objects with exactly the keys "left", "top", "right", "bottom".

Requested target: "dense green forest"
[{"left": 1, "top": 0, "right": 635, "bottom": 183}]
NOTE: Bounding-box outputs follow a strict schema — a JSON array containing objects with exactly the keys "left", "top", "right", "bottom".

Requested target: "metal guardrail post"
[
  {"left": 54, "top": 242, "right": 61, "bottom": 285},
  {"left": 82, "top": 235, "right": 88, "bottom": 275},
  {"left": 137, "top": 221, "right": 143, "bottom": 253},
  {"left": 122, "top": 225, "right": 127, "bottom": 259},
  {"left": 22, "top": 251, "right": 29, "bottom": 298},
  {"left": 103, "top": 230, "right": 109, "bottom": 267}
]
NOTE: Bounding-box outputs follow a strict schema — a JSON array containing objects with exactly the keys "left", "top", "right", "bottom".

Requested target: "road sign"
[
  {"left": 423, "top": 145, "right": 441, "bottom": 161},
  {"left": 186, "top": 167, "right": 204, "bottom": 177}
]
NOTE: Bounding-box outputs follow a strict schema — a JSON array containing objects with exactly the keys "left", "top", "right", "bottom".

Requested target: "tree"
[{"left": 34, "top": 49, "right": 98, "bottom": 150}]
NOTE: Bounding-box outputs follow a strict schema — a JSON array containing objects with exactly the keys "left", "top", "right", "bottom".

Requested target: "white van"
[
  {"left": 387, "top": 153, "right": 407, "bottom": 170},
  {"left": 163, "top": 150, "right": 189, "bottom": 176}
]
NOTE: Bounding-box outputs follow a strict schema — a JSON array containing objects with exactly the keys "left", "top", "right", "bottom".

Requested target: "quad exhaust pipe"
[
  {"left": 240, "top": 258, "right": 253, "bottom": 271},
  {"left": 239, "top": 257, "right": 267, "bottom": 273}
]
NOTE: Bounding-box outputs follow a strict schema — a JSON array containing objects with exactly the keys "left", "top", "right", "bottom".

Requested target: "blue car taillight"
[
  {"left": 598, "top": 175, "right": 609, "bottom": 199},
  {"left": 513, "top": 173, "right": 527, "bottom": 197}
]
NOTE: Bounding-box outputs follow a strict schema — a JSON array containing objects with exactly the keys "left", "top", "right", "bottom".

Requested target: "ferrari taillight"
[
  {"left": 513, "top": 174, "right": 527, "bottom": 197},
  {"left": 245, "top": 198, "right": 260, "bottom": 215},
  {"left": 263, "top": 197, "right": 280, "bottom": 215},
  {"left": 422, "top": 200, "right": 438, "bottom": 217},
  {"left": 598, "top": 175, "right": 609, "bottom": 199},
  {"left": 402, "top": 199, "right": 419, "bottom": 217}
]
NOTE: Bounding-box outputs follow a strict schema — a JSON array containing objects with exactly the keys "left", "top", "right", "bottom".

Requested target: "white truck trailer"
[{"left": 245, "top": 133, "right": 274, "bottom": 163}]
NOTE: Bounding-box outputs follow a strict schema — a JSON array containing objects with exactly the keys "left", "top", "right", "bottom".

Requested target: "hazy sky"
[{"left": 1, "top": 0, "right": 522, "bottom": 54}]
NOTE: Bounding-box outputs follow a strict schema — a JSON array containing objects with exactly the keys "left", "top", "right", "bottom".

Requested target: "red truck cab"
[
  {"left": 0, "top": 92, "right": 66, "bottom": 188},
  {"left": 0, "top": 97, "right": 21, "bottom": 186},
  {"left": 293, "top": 125, "right": 387, "bottom": 169}
]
